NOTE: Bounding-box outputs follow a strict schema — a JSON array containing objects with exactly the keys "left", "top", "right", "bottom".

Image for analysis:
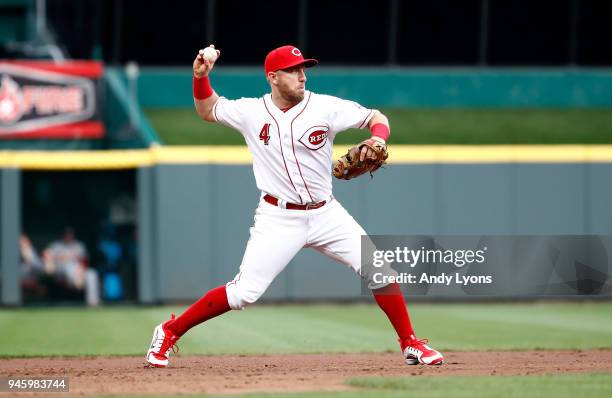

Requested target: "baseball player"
[{"left": 146, "top": 45, "right": 443, "bottom": 367}]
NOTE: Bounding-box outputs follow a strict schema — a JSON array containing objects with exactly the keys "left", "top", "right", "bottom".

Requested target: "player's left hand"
[
  {"left": 333, "top": 137, "right": 388, "bottom": 180},
  {"left": 359, "top": 141, "right": 377, "bottom": 162}
]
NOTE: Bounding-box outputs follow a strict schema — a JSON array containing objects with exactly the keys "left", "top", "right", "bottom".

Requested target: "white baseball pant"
[{"left": 225, "top": 196, "right": 390, "bottom": 310}]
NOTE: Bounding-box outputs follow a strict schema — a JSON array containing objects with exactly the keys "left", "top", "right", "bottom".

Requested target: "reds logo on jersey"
[{"left": 299, "top": 126, "right": 329, "bottom": 150}]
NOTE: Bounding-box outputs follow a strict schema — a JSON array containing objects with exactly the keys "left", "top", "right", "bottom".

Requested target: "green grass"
[
  {"left": 90, "top": 374, "right": 612, "bottom": 398},
  {"left": 145, "top": 108, "right": 612, "bottom": 145},
  {"left": 1, "top": 302, "right": 611, "bottom": 357},
  {"left": 345, "top": 374, "right": 612, "bottom": 398}
]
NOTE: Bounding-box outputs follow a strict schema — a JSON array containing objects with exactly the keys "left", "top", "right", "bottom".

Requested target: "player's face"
[{"left": 274, "top": 65, "right": 307, "bottom": 104}]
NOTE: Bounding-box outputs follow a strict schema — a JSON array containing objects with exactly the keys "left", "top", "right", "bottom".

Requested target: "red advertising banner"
[{"left": 0, "top": 61, "right": 105, "bottom": 139}]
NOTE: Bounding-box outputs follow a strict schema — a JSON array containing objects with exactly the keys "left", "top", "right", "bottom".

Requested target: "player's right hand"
[{"left": 193, "top": 45, "right": 221, "bottom": 78}]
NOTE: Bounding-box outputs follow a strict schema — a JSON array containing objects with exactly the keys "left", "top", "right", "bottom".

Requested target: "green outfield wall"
[
  {"left": 2, "top": 154, "right": 612, "bottom": 304},
  {"left": 135, "top": 162, "right": 612, "bottom": 303},
  {"left": 137, "top": 68, "right": 612, "bottom": 108},
  {"left": 0, "top": 168, "right": 20, "bottom": 305}
]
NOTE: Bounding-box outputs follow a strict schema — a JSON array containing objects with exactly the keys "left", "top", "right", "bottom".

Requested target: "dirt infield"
[{"left": 2, "top": 350, "right": 611, "bottom": 395}]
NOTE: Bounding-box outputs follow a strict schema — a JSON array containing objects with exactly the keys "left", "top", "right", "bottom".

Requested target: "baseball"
[{"left": 201, "top": 46, "right": 218, "bottom": 62}]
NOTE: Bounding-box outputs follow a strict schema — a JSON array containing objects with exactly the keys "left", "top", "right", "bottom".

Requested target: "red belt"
[{"left": 264, "top": 194, "right": 327, "bottom": 210}]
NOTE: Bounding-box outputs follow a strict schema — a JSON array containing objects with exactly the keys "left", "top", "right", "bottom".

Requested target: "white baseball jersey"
[{"left": 212, "top": 90, "right": 374, "bottom": 204}]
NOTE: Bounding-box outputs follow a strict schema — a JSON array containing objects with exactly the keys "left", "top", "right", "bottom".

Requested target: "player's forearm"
[
  {"left": 194, "top": 93, "right": 219, "bottom": 122},
  {"left": 368, "top": 110, "right": 389, "bottom": 129},
  {"left": 368, "top": 110, "right": 390, "bottom": 141}
]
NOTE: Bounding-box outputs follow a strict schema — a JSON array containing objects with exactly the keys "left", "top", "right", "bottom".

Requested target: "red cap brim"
[{"left": 277, "top": 58, "right": 319, "bottom": 72}]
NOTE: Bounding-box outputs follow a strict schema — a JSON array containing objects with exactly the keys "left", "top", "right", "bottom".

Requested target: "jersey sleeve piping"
[
  {"left": 212, "top": 98, "right": 221, "bottom": 123},
  {"left": 358, "top": 109, "right": 375, "bottom": 129}
]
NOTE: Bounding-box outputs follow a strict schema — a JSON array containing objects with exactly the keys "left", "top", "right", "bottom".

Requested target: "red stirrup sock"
[
  {"left": 166, "top": 285, "right": 231, "bottom": 337},
  {"left": 372, "top": 282, "right": 415, "bottom": 342}
]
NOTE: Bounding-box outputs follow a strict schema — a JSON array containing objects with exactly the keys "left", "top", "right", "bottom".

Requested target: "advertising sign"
[{"left": 0, "top": 61, "right": 104, "bottom": 139}]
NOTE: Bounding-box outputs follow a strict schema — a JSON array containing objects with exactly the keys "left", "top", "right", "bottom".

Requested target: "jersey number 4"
[{"left": 259, "top": 123, "right": 271, "bottom": 145}]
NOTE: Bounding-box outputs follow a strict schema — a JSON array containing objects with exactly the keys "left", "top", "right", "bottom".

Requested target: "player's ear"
[{"left": 267, "top": 71, "right": 277, "bottom": 85}]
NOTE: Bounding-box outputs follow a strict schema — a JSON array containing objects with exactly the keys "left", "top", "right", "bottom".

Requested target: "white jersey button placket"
[{"left": 279, "top": 119, "right": 305, "bottom": 203}]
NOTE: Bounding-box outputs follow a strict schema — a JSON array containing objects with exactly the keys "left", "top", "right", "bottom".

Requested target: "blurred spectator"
[
  {"left": 43, "top": 227, "right": 100, "bottom": 307},
  {"left": 20, "top": 234, "right": 46, "bottom": 299}
]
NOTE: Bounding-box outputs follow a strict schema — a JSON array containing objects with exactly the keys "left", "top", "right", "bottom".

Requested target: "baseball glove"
[{"left": 332, "top": 138, "right": 388, "bottom": 180}]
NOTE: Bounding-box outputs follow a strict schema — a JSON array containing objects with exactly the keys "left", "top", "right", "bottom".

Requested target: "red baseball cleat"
[
  {"left": 145, "top": 314, "right": 180, "bottom": 368},
  {"left": 401, "top": 335, "right": 444, "bottom": 365}
]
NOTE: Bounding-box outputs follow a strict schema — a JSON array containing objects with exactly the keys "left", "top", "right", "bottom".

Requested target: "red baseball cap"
[{"left": 264, "top": 45, "right": 318, "bottom": 75}]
